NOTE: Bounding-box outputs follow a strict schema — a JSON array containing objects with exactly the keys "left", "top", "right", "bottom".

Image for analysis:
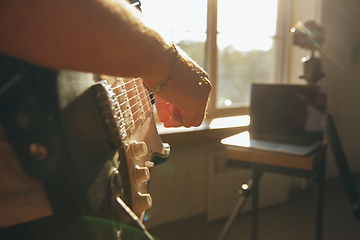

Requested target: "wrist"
[
  {"left": 143, "top": 43, "right": 211, "bottom": 93},
  {"left": 143, "top": 42, "right": 180, "bottom": 93}
]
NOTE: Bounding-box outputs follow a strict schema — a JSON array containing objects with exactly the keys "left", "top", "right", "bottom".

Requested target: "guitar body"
[{"left": 0, "top": 56, "right": 169, "bottom": 239}]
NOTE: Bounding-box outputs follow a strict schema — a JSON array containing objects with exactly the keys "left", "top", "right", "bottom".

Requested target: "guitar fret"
[
  {"left": 98, "top": 76, "right": 154, "bottom": 140},
  {"left": 132, "top": 79, "right": 145, "bottom": 127},
  {"left": 117, "top": 78, "right": 135, "bottom": 134}
]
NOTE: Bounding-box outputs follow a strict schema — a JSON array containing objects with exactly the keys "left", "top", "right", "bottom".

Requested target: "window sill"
[{"left": 157, "top": 117, "right": 249, "bottom": 148}]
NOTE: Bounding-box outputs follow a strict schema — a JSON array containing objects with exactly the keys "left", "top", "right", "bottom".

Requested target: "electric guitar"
[
  {"left": 98, "top": 74, "right": 170, "bottom": 218},
  {"left": 0, "top": 55, "right": 169, "bottom": 239}
]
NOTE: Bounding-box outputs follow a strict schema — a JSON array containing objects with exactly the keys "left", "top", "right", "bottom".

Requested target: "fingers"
[
  {"left": 158, "top": 106, "right": 203, "bottom": 128},
  {"left": 155, "top": 95, "right": 207, "bottom": 128},
  {"left": 163, "top": 103, "right": 202, "bottom": 128},
  {"left": 155, "top": 97, "right": 171, "bottom": 122},
  {"left": 164, "top": 104, "right": 186, "bottom": 127},
  {"left": 155, "top": 97, "right": 181, "bottom": 127},
  {"left": 155, "top": 98, "right": 185, "bottom": 127}
]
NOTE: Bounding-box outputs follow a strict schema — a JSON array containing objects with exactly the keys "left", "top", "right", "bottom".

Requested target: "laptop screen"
[{"left": 249, "top": 84, "right": 327, "bottom": 141}]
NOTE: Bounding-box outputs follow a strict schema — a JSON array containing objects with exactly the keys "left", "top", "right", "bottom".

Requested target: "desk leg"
[
  {"left": 252, "top": 170, "right": 262, "bottom": 240},
  {"left": 315, "top": 156, "right": 325, "bottom": 240}
]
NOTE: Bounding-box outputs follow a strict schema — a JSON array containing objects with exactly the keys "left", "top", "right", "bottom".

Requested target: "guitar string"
[
  {"left": 110, "top": 77, "right": 142, "bottom": 90},
  {"left": 108, "top": 80, "right": 157, "bottom": 132},
  {"left": 113, "top": 86, "right": 150, "bottom": 115},
  {"left": 121, "top": 90, "right": 155, "bottom": 126},
  {"left": 108, "top": 78, "right": 146, "bottom": 108},
  {"left": 122, "top": 94, "right": 155, "bottom": 133},
  {"left": 107, "top": 77, "right": 145, "bottom": 103},
  {"left": 114, "top": 84, "right": 146, "bottom": 109},
  {"left": 107, "top": 77, "right": 152, "bottom": 107},
  {"left": 109, "top": 77, "right": 154, "bottom": 112},
  {"left": 111, "top": 89, "right": 153, "bottom": 122},
  {"left": 112, "top": 82, "right": 140, "bottom": 97},
  {"left": 128, "top": 92, "right": 154, "bottom": 119},
  {"left": 113, "top": 81, "right": 142, "bottom": 95},
  {"left": 128, "top": 94, "right": 156, "bottom": 131},
  {"left": 111, "top": 93, "right": 155, "bottom": 133}
]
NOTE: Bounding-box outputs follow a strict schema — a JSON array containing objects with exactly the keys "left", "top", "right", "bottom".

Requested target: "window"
[
  {"left": 141, "top": 0, "right": 289, "bottom": 119},
  {"left": 216, "top": 0, "right": 278, "bottom": 109},
  {"left": 141, "top": 0, "right": 208, "bottom": 68}
]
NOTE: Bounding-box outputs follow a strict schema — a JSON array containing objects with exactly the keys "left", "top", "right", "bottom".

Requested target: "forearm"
[
  {"left": 0, "top": 0, "right": 174, "bottom": 86},
  {"left": 0, "top": 0, "right": 212, "bottom": 128}
]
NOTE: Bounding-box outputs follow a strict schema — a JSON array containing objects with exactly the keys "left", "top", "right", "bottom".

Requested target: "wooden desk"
[
  {"left": 226, "top": 144, "right": 326, "bottom": 178},
  {"left": 219, "top": 132, "right": 326, "bottom": 240}
]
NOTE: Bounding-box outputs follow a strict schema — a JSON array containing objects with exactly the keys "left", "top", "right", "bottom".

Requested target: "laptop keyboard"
[{"left": 256, "top": 135, "right": 317, "bottom": 146}]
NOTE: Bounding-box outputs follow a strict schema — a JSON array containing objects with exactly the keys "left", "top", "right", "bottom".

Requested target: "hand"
[
  {"left": 155, "top": 97, "right": 184, "bottom": 128},
  {"left": 154, "top": 55, "right": 211, "bottom": 128}
]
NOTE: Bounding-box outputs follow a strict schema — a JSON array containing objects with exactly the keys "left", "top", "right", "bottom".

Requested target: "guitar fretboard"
[{"left": 99, "top": 77, "right": 154, "bottom": 142}]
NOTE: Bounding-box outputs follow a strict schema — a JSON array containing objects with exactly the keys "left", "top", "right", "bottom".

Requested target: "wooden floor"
[{"left": 148, "top": 173, "right": 360, "bottom": 240}]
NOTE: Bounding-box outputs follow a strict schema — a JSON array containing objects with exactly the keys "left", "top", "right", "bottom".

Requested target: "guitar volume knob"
[
  {"left": 131, "top": 141, "right": 148, "bottom": 160},
  {"left": 134, "top": 165, "right": 150, "bottom": 186},
  {"left": 136, "top": 192, "right": 152, "bottom": 212}
]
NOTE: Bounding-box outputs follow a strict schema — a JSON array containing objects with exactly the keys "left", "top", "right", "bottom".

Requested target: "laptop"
[{"left": 222, "top": 84, "right": 327, "bottom": 156}]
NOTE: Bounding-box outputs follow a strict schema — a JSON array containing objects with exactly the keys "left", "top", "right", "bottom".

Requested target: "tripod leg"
[
  {"left": 315, "top": 152, "right": 326, "bottom": 240},
  {"left": 251, "top": 170, "right": 262, "bottom": 240},
  {"left": 218, "top": 177, "right": 254, "bottom": 240},
  {"left": 327, "top": 115, "right": 360, "bottom": 224}
]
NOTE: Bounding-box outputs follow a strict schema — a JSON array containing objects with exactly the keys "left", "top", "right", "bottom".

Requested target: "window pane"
[
  {"left": 141, "top": 0, "right": 207, "bottom": 68},
  {"left": 216, "top": 0, "right": 278, "bottom": 109},
  {"left": 217, "top": 38, "right": 275, "bottom": 108},
  {"left": 176, "top": 35, "right": 207, "bottom": 69},
  {"left": 217, "top": 0, "right": 278, "bottom": 36}
]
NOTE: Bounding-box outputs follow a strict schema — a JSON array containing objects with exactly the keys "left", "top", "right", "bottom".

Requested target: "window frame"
[{"left": 205, "top": 0, "right": 292, "bottom": 119}]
